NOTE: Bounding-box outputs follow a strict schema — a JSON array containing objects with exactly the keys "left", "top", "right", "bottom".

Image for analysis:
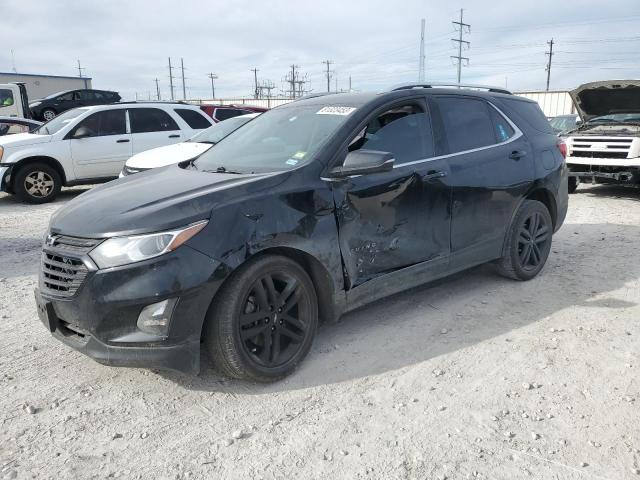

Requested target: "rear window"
[
  {"left": 0, "top": 89, "right": 15, "bottom": 109},
  {"left": 434, "top": 96, "right": 497, "bottom": 153},
  {"left": 500, "top": 98, "right": 554, "bottom": 133},
  {"left": 215, "top": 108, "right": 246, "bottom": 121},
  {"left": 174, "top": 108, "right": 211, "bottom": 129},
  {"left": 129, "top": 108, "right": 179, "bottom": 133}
]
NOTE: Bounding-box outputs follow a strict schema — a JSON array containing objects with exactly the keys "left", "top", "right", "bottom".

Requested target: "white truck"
[
  {"left": 563, "top": 80, "right": 640, "bottom": 192},
  {"left": 0, "top": 83, "right": 31, "bottom": 119}
]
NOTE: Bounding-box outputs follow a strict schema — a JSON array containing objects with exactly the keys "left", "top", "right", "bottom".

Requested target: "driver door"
[
  {"left": 69, "top": 109, "right": 132, "bottom": 178},
  {"left": 329, "top": 99, "right": 452, "bottom": 288}
]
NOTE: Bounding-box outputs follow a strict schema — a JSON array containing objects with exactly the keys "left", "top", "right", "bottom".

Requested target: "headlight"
[
  {"left": 89, "top": 220, "right": 208, "bottom": 269},
  {"left": 29, "top": 102, "right": 42, "bottom": 107}
]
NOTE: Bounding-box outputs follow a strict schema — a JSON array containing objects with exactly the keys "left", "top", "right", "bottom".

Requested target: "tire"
[
  {"left": 204, "top": 255, "right": 318, "bottom": 382},
  {"left": 568, "top": 176, "right": 578, "bottom": 194},
  {"left": 496, "top": 200, "right": 553, "bottom": 281},
  {"left": 42, "top": 109, "right": 57, "bottom": 121},
  {"left": 14, "top": 163, "right": 62, "bottom": 204}
]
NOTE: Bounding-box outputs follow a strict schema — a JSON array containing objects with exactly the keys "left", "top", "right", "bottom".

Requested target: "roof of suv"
[{"left": 79, "top": 102, "right": 203, "bottom": 112}]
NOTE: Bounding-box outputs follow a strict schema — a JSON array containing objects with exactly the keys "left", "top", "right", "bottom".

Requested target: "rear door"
[
  {"left": 128, "top": 107, "right": 184, "bottom": 154},
  {"left": 431, "top": 95, "right": 532, "bottom": 262},
  {"left": 69, "top": 108, "right": 132, "bottom": 178},
  {"left": 330, "top": 98, "right": 451, "bottom": 288}
]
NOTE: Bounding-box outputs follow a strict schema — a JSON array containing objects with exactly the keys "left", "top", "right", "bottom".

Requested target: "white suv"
[{"left": 0, "top": 102, "right": 213, "bottom": 203}]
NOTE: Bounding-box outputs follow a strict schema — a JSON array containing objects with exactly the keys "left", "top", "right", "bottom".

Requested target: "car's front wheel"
[
  {"left": 496, "top": 200, "right": 553, "bottom": 281},
  {"left": 14, "top": 163, "right": 61, "bottom": 204},
  {"left": 42, "top": 109, "right": 57, "bottom": 121},
  {"left": 204, "top": 255, "right": 318, "bottom": 382}
]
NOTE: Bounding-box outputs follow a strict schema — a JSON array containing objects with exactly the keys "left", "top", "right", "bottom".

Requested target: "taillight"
[{"left": 557, "top": 140, "right": 567, "bottom": 159}]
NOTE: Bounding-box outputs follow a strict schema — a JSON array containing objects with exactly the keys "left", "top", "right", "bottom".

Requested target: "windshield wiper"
[{"left": 202, "top": 166, "right": 244, "bottom": 174}]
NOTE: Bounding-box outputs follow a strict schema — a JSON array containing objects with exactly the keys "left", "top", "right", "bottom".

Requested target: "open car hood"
[{"left": 570, "top": 80, "right": 640, "bottom": 122}]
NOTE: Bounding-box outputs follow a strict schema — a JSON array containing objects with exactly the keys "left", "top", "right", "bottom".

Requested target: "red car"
[{"left": 200, "top": 104, "right": 267, "bottom": 123}]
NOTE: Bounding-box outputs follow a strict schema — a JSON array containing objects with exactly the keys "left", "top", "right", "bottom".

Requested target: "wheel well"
[
  {"left": 11, "top": 156, "right": 67, "bottom": 187},
  {"left": 525, "top": 188, "right": 557, "bottom": 229}
]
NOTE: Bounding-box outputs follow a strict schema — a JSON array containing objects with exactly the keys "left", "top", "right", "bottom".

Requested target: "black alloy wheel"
[
  {"left": 496, "top": 199, "right": 553, "bottom": 281},
  {"left": 204, "top": 255, "right": 318, "bottom": 382},
  {"left": 516, "top": 211, "right": 550, "bottom": 272}
]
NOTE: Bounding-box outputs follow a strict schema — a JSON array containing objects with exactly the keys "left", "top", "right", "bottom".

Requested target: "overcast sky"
[{"left": 2, "top": 0, "right": 639, "bottom": 100}]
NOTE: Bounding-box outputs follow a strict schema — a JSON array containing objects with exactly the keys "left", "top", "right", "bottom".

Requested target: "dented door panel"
[{"left": 331, "top": 159, "right": 451, "bottom": 288}]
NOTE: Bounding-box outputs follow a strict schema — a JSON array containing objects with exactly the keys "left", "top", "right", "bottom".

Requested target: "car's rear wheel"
[
  {"left": 496, "top": 200, "right": 553, "bottom": 281},
  {"left": 42, "top": 109, "right": 57, "bottom": 121},
  {"left": 204, "top": 255, "right": 318, "bottom": 382},
  {"left": 14, "top": 163, "right": 61, "bottom": 204},
  {"left": 568, "top": 176, "right": 578, "bottom": 194}
]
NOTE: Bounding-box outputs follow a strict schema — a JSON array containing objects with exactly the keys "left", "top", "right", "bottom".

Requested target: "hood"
[
  {"left": 0, "top": 132, "right": 51, "bottom": 148},
  {"left": 125, "top": 142, "right": 212, "bottom": 169},
  {"left": 49, "top": 164, "right": 285, "bottom": 238},
  {"left": 570, "top": 80, "right": 640, "bottom": 122}
]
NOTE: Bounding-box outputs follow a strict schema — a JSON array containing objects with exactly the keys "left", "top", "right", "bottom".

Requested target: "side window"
[
  {"left": 77, "top": 90, "right": 94, "bottom": 100},
  {"left": 73, "top": 109, "right": 126, "bottom": 137},
  {"left": 174, "top": 108, "right": 211, "bottom": 129},
  {"left": 348, "top": 103, "right": 434, "bottom": 164},
  {"left": 488, "top": 106, "right": 515, "bottom": 142},
  {"left": 434, "top": 97, "right": 497, "bottom": 153},
  {"left": 129, "top": 108, "right": 179, "bottom": 133},
  {"left": 58, "top": 92, "right": 74, "bottom": 101},
  {"left": 215, "top": 108, "right": 242, "bottom": 121},
  {"left": 0, "top": 89, "right": 14, "bottom": 109}
]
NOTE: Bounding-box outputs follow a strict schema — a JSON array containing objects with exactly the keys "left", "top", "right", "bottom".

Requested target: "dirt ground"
[{"left": 0, "top": 184, "right": 639, "bottom": 480}]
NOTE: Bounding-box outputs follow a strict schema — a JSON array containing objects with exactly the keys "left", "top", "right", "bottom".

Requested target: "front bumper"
[{"left": 36, "top": 244, "right": 226, "bottom": 374}]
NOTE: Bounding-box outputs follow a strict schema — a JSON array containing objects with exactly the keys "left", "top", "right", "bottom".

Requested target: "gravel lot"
[{"left": 1, "top": 184, "right": 639, "bottom": 480}]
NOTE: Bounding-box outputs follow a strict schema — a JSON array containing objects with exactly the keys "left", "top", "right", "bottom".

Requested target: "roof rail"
[
  {"left": 115, "top": 100, "right": 189, "bottom": 105},
  {"left": 391, "top": 82, "right": 512, "bottom": 95},
  {"left": 292, "top": 92, "right": 343, "bottom": 102}
]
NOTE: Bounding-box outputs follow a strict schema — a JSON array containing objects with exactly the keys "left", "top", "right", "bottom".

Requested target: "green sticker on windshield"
[{"left": 292, "top": 151, "right": 306, "bottom": 159}]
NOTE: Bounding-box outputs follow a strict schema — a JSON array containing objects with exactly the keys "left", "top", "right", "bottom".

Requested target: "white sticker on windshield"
[{"left": 317, "top": 106, "right": 356, "bottom": 116}]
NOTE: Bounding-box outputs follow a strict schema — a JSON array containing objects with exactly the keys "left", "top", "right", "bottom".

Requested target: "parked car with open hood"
[
  {"left": 0, "top": 102, "right": 213, "bottom": 203},
  {"left": 35, "top": 84, "right": 568, "bottom": 381},
  {"left": 564, "top": 80, "right": 640, "bottom": 192},
  {"left": 120, "top": 113, "right": 259, "bottom": 176},
  {"left": 29, "top": 89, "right": 121, "bottom": 121}
]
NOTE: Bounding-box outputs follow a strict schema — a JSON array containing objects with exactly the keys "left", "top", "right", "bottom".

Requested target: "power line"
[
  {"left": 545, "top": 38, "right": 554, "bottom": 91},
  {"left": 451, "top": 8, "right": 470, "bottom": 84}
]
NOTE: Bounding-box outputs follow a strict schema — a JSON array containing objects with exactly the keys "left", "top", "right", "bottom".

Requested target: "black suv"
[
  {"left": 35, "top": 84, "right": 568, "bottom": 382},
  {"left": 30, "top": 89, "right": 121, "bottom": 121}
]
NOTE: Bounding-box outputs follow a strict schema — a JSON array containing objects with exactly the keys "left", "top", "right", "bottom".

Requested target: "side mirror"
[
  {"left": 330, "top": 150, "right": 394, "bottom": 178},
  {"left": 72, "top": 127, "right": 92, "bottom": 139}
]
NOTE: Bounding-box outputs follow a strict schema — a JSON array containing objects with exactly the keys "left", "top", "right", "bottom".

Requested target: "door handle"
[
  {"left": 116, "top": 139, "right": 130, "bottom": 143},
  {"left": 509, "top": 150, "right": 527, "bottom": 160},
  {"left": 168, "top": 134, "right": 180, "bottom": 138},
  {"left": 423, "top": 170, "right": 447, "bottom": 180}
]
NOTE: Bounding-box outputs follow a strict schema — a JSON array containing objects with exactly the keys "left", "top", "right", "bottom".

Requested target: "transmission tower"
[
  {"left": 418, "top": 19, "right": 426, "bottom": 82},
  {"left": 451, "top": 9, "right": 470, "bottom": 84}
]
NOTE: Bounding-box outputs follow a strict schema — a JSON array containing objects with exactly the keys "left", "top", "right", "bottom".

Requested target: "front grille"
[
  {"left": 571, "top": 150, "right": 629, "bottom": 159},
  {"left": 41, "top": 253, "right": 89, "bottom": 297},
  {"left": 570, "top": 136, "right": 633, "bottom": 160},
  {"left": 40, "top": 234, "right": 101, "bottom": 297}
]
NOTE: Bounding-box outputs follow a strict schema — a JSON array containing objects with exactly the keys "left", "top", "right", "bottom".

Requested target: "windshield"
[
  {"left": 189, "top": 115, "right": 255, "bottom": 144},
  {"left": 587, "top": 113, "right": 640, "bottom": 124},
  {"left": 34, "top": 108, "right": 88, "bottom": 135},
  {"left": 194, "top": 104, "right": 356, "bottom": 173},
  {"left": 549, "top": 116, "right": 577, "bottom": 132}
]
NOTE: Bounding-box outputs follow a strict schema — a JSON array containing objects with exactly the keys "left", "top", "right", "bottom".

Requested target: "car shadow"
[
  {"left": 160, "top": 221, "right": 640, "bottom": 394},
  {"left": 576, "top": 183, "right": 640, "bottom": 200},
  {"left": 0, "top": 186, "right": 91, "bottom": 205}
]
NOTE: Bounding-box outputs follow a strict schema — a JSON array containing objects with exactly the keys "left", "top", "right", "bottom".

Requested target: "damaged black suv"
[{"left": 35, "top": 84, "right": 568, "bottom": 382}]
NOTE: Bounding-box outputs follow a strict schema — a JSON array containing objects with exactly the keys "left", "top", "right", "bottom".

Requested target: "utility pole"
[
  {"left": 545, "top": 38, "right": 554, "bottom": 91},
  {"left": 287, "top": 64, "right": 298, "bottom": 99},
  {"left": 168, "top": 58, "right": 176, "bottom": 100},
  {"left": 180, "top": 58, "right": 187, "bottom": 100},
  {"left": 418, "top": 18, "right": 426, "bottom": 82},
  {"left": 11, "top": 49, "right": 17, "bottom": 73},
  {"left": 207, "top": 73, "right": 218, "bottom": 99},
  {"left": 451, "top": 9, "right": 470, "bottom": 84},
  {"left": 349, "top": 75, "right": 352, "bottom": 92},
  {"left": 154, "top": 78, "right": 161, "bottom": 100},
  {"left": 251, "top": 68, "right": 259, "bottom": 99},
  {"left": 335, "top": 75, "right": 338, "bottom": 94},
  {"left": 77, "top": 59, "right": 85, "bottom": 78},
  {"left": 322, "top": 60, "right": 333, "bottom": 93}
]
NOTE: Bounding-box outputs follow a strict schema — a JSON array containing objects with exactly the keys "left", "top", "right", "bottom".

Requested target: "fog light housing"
[{"left": 137, "top": 298, "right": 178, "bottom": 337}]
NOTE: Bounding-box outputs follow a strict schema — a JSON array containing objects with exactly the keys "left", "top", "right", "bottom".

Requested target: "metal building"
[
  {"left": 0, "top": 72, "right": 92, "bottom": 100},
  {"left": 514, "top": 90, "right": 576, "bottom": 117}
]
